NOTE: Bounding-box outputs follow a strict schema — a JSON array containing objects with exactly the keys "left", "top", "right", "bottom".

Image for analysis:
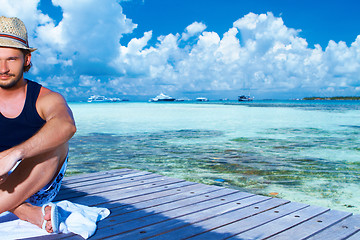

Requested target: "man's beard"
[{"left": 0, "top": 74, "right": 22, "bottom": 89}]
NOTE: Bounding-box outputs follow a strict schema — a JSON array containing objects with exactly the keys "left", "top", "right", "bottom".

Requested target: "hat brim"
[{"left": 0, "top": 38, "right": 36, "bottom": 52}]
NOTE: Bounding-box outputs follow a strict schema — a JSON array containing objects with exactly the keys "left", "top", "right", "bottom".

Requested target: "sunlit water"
[{"left": 67, "top": 100, "right": 360, "bottom": 214}]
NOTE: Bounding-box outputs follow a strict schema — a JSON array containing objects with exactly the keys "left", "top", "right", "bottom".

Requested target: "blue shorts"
[{"left": 26, "top": 157, "right": 68, "bottom": 206}]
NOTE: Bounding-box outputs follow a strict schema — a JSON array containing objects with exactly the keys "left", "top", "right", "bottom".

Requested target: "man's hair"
[{"left": 20, "top": 49, "right": 32, "bottom": 72}]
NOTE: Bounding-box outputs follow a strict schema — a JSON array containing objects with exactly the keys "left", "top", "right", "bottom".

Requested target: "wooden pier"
[{"left": 35, "top": 168, "right": 359, "bottom": 239}]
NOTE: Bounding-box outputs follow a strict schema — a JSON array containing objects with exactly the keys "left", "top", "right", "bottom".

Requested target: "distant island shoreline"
[{"left": 303, "top": 96, "right": 360, "bottom": 100}]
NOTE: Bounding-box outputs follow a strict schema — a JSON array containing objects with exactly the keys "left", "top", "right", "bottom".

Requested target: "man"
[{"left": 0, "top": 16, "right": 76, "bottom": 233}]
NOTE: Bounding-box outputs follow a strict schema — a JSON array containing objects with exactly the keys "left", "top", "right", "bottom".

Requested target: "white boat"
[
  {"left": 87, "top": 95, "right": 109, "bottom": 102},
  {"left": 238, "top": 95, "right": 254, "bottom": 101},
  {"left": 109, "top": 98, "right": 122, "bottom": 102},
  {"left": 175, "top": 97, "right": 192, "bottom": 102},
  {"left": 88, "top": 95, "right": 124, "bottom": 102},
  {"left": 196, "top": 97, "right": 208, "bottom": 102},
  {"left": 149, "top": 93, "right": 176, "bottom": 102}
]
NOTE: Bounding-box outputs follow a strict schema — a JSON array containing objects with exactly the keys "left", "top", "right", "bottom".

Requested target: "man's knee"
[{"left": 32, "top": 143, "right": 68, "bottom": 171}]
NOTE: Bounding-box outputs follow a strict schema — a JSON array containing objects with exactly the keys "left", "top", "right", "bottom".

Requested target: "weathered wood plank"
[
  {"left": 56, "top": 179, "right": 191, "bottom": 206},
  {"left": 99, "top": 183, "right": 226, "bottom": 211},
  {"left": 346, "top": 231, "right": 360, "bottom": 240},
  {"left": 225, "top": 204, "right": 328, "bottom": 239},
  {"left": 158, "top": 201, "right": 307, "bottom": 240},
  {"left": 88, "top": 191, "right": 255, "bottom": 239},
  {"left": 56, "top": 173, "right": 170, "bottom": 199},
  {"left": 61, "top": 170, "right": 151, "bottom": 188},
  {"left": 266, "top": 209, "right": 353, "bottom": 239},
  {"left": 68, "top": 170, "right": 158, "bottom": 186},
  {"left": 306, "top": 214, "right": 360, "bottom": 240},
  {"left": 62, "top": 168, "right": 136, "bottom": 183},
  {"left": 56, "top": 175, "right": 195, "bottom": 200},
  {"left": 182, "top": 199, "right": 291, "bottom": 240},
  {"left": 119, "top": 196, "right": 284, "bottom": 239}
]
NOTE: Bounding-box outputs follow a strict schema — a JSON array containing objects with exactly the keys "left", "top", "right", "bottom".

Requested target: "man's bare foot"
[{"left": 11, "top": 202, "right": 56, "bottom": 233}]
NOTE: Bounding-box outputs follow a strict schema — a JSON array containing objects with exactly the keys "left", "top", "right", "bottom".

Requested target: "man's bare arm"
[{"left": 0, "top": 90, "right": 76, "bottom": 179}]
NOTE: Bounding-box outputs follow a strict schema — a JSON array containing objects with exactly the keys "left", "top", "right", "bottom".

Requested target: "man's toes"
[
  {"left": 46, "top": 220, "right": 53, "bottom": 233},
  {"left": 43, "top": 206, "right": 51, "bottom": 221}
]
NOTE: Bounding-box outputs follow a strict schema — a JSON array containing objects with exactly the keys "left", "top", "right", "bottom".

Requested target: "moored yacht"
[
  {"left": 87, "top": 95, "right": 125, "bottom": 102},
  {"left": 196, "top": 97, "right": 208, "bottom": 102},
  {"left": 87, "top": 95, "right": 109, "bottom": 102},
  {"left": 238, "top": 95, "right": 254, "bottom": 101},
  {"left": 149, "top": 93, "right": 176, "bottom": 102}
]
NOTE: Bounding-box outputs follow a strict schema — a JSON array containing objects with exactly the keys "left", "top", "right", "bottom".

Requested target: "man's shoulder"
[
  {"left": 36, "top": 87, "right": 69, "bottom": 119},
  {"left": 36, "top": 84, "right": 67, "bottom": 109}
]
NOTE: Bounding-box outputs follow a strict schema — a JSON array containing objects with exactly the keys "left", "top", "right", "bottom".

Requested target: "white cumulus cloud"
[{"left": 181, "top": 21, "right": 207, "bottom": 41}]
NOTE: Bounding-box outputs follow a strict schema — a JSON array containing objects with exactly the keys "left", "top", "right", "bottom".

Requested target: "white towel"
[{"left": 0, "top": 200, "right": 110, "bottom": 239}]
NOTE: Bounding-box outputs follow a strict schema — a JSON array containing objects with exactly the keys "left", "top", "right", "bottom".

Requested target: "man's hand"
[{"left": 0, "top": 148, "right": 23, "bottom": 184}]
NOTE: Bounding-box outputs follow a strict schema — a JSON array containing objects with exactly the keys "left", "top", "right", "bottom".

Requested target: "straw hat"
[{"left": 0, "top": 16, "right": 36, "bottom": 52}]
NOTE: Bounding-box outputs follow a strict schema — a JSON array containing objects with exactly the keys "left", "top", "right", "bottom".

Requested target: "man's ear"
[{"left": 24, "top": 53, "right": 31, "bottom": 67}]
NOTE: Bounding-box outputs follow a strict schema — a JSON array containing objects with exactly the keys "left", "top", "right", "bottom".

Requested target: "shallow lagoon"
[{"left": 68, "top": 100, "right": 360, "bottom": 214}]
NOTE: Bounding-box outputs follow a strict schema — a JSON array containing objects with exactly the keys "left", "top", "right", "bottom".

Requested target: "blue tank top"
[{"left": 0, "top": 80, "right": 46, "bottom": 152}]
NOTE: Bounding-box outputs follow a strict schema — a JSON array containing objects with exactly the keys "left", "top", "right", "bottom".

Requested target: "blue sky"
[
  {"left": 120, "top": 0, "right": 359, "bottom": 49},
  {"left": 1, "top": 0, "right": 360, "bottom": 101}
]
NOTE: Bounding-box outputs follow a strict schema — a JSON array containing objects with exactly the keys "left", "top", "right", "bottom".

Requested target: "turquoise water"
[{"left": 67, "top": 101, "right": 360, "bottom": 214}]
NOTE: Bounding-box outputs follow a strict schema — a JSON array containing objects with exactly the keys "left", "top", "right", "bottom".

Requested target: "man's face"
[{"left": 0, "top": 47, "right": 31, "bottom": 89}]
